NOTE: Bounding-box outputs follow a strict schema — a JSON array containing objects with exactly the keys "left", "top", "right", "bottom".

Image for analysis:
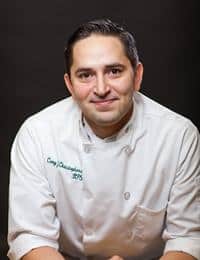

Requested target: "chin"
[
  {"left": 93, "top": 116, "right": 123, "bottom": 127},
  {"left": 84, "top": 109, "right": 127, "bottom": 125}
]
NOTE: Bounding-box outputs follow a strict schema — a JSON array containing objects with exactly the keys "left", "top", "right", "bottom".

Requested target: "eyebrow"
[
  {"left": 105, "top": 63, "right": 126, "bottom": 69},
  {"left": 75, "top": 68, "right": 92, "bottom": 75},
  {"left": 75, "top": 63, "right": 126, "bottom": 75}
]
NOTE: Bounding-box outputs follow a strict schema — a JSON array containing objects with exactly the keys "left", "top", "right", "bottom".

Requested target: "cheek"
[
  {"left": 111, "top": 78, "right": 133, "bottom": 95},
  {"left": 72, "top": 84, "right": 92, "bottom": 101}
]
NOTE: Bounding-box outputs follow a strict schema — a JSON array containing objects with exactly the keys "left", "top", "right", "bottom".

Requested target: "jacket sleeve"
[
  {"left": 8, "top": 120, "right": 60, "bottom": 260},
  {"left": 162, "top": 121, "right": 200, "bottom": 260}
]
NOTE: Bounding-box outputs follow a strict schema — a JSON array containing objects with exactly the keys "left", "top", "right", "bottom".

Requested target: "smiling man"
[
  {"left": 64, "top": 33, "right": 142, "bottom": 138},
  {"left": 8, "top": 19, "right": 200, "bottom": 260}
]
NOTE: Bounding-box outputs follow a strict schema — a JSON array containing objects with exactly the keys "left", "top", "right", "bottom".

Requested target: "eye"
[
  {"left": 78, "top": 72, "right": 91, "bottom": 79},
  {"left": 108, "top": 68, "right": 122, "bottom": 77},
  {"left": 111, "top": 68, "right": 120, "bottom": 74},
  {"left": 77, "top": 71, "right": 94, "bottom": 82}
]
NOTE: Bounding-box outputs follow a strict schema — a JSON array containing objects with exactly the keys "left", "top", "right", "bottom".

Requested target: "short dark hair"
[{"left": 64, "top": 19, "right": 139, "bottom": 75}]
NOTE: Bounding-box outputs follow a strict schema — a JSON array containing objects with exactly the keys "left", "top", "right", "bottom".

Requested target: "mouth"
[
  {"left": 91, "top": 98, "right": 118, "bottom": 104},
  {"left": 90, "top": 98, "right": 118, "bottom": 110}
]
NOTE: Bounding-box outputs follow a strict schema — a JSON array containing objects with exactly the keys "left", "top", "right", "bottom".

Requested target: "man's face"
[{"left": 64, "top": 34, "right": 143, "bottom": 135}]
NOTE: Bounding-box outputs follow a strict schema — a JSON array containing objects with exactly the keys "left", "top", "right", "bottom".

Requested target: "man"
[{"left": 8, "top": 19, "right": 200, "bottom": 260}]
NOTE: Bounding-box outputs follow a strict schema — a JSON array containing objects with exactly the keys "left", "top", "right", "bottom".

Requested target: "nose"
[{"left": 93, "top": 74, "right": 110, "bottom": 97}]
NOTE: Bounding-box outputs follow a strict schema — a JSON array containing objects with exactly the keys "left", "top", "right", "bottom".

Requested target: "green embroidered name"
[{"left": 47, "top": 157, "right": 83, "bottom": 181}]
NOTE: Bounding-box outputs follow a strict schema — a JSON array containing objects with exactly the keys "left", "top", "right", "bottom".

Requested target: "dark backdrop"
[{"left": 0, "top": 1, "right": 199, "bottom": 259}]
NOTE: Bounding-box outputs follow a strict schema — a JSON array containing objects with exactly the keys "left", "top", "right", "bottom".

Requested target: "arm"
[
  {"left": 22, "top": 246, "right": 65, "bottom": 260},
  {"left": 160, "top": 251, "right": 197, "bottom": 260},
  {"left": 162, "top": 122, "right": 200, "bottom": 260},
  {"left": 8, "top": 121, "right": 60, "bottom": 259},
  {"left": 108, "top": 252, "right": 197, "bottom": 260},
  {"left": 108, "top": 124, "right": 200, "bottom": 260}
]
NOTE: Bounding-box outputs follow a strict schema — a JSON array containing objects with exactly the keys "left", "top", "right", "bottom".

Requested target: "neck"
[{"left": 84, "top": 105, "right": 133, "bottom": 139}]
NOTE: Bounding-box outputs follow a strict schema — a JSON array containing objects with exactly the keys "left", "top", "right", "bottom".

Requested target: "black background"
[{"left": 0, "top": 1, "right": 199, "bottom": 259}]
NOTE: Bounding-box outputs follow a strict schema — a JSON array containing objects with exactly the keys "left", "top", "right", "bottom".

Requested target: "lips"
[
  {"left": 90, "top": 98, "right": 118, "bottom": 104},
  {"left": 90, "top": 98, "right": 118, "bottom": 110}
]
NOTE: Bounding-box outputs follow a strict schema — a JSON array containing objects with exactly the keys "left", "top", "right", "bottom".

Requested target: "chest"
[
  {"left": 43, "top": 135, "right": 178, "bottom": 258},
  {"left": 47, "top": 139, "right": 175, "bottom": 209}
]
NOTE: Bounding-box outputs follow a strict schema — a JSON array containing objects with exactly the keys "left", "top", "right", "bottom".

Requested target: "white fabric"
[{"left": 8, "top": 92, "right": 200, "bottom": 260}]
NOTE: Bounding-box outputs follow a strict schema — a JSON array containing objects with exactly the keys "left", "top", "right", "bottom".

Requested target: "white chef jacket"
[{"left": 8, "top": 91, "right": 200, "bottom": 260}]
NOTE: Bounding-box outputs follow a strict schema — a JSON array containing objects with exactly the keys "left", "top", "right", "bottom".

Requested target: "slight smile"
[{"left": 91, "top": 98, "right": 118, "bottom": 104}]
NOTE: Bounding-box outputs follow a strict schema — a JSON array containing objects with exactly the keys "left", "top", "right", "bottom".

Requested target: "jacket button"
[
  {"left": 124, "top": 145, "right": 132, "bottom": 155},
  {"left": 84, "top": 144, "right": 92, "bottom": 153},
  {"left": 86, "top": 229, "right": 93, "bottom": 236},
  {"left": 124, "top": 192, "right": 131, "bottom": 200}
]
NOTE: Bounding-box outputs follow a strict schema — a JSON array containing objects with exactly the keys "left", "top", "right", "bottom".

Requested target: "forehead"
[{"left": 71, "top": 34, "right": 130, "bottom": 69}]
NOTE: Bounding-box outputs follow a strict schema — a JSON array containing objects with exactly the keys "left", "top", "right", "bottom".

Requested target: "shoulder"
[
  {"left": 25, "top": 96, "right": 78, "bottom": 125},
  {"left": 15, "top": 96, "right": 80, "bottom": 141},
  {"left": 28, "top": 96, "right": 77, "bottom": 123},
  {"left": 135, "top": 91, "right": 198, "bottom": 135}
]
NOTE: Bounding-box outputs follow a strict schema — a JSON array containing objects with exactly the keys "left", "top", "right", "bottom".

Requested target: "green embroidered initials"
[{"left": 47, "top": 157, "right": 83, "bottom": 181}]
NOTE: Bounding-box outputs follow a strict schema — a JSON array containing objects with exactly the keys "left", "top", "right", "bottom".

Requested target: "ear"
[
  {"left": 64, "top": 73, "right": 74, "bottom": 96},
  {"left": 133, "top": 62, "right": 144, "bottom": 92}
]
